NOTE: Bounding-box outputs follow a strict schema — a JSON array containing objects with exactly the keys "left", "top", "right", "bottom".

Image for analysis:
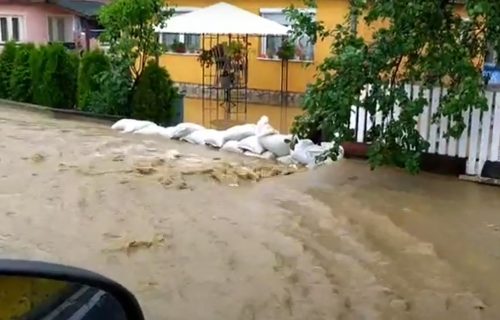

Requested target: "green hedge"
[
  {"left": 0, "top": 42, "right": 18, "bottom": 99},
  {"left": 40, "top": 44, "right": 79, "bottom": 109},
  {"left": 30, "top": 46, "right": 49, "bottom": 106},
  {"left": 0, "top": 43, "right": 181, "bottom": 123},
  {"left": 77, "top": 50, "right": 110, "bottom": 111},
  {"left": 10, "top": 43, "right": 35, "bottom": 102}
]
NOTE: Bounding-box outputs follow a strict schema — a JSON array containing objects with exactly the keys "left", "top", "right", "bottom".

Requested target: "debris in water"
[
  {"left": 487, "top": 223, "right": 499, "bottom": 231},
  {"left": 102, "top": 232, "right": 122, "bottom": 239},
  {"left": 177, "top": 181, "right": 191, "bottom": 190},
  {"left": 31, "top": 153, "right": 45, "bottom": 163},
  {"left": 158, "top": 175, "right": 175, "bottom": 187},
  {"left": 104, "top": 233, "right": 166, "bottom": 255},
  {"left": 390, "top": 298, "right": 410, "bottom": 311},
  {"left": 165, "top": 149, "right": 181, "bottom": 160},
  {"left": 112, "top": 154, "right": 125, "bottom": 162},
  {"left": 150, "top": 157, "right": 165, "bottom": 167},
  {"left": 134, "top": 166, "right": 156, "bottom": 175}
]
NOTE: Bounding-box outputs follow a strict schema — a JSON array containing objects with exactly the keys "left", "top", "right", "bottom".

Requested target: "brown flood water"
[{"left": 1, "top": 105, "right": 500, "bottom": 319}]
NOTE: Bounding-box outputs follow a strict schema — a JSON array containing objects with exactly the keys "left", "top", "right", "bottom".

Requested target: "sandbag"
[
  {"left": 111, "top": 119, "right": 134, "bottom": 131},
  {"left": 157, "top": 126, "right": 176, "bottom": 139},
  {"left": 244, "top": 151, "right": 276, "bottom": 160},
  {"left": 223, "top": 124, "right": 257, "bottom": 142},
  {"left": 238, "top": 136, "right": 265, "bottom": 154},
  {"left": 221, "top": 140, "right": 243, "bottom": 153},
  {"left": 255, "top": 115, "right": 278, "bottom": 138},
  {"left": 291, "top": 139, "right": 343, "bottom": 168},
  {"left": 133, "top": 124, "right": 162, "bottom": 135},
  {"left": 277, "top": 155, "right": 297, "bottom": 165},
  {"left": 258, "top": 134, "right": 292, "bottom": 157},
  {"left": 171, "top": 123, "right": 205, "bottom": 139},
  {"left": 122, "top": 120, "right": 155, "bottom": 133},
  {"left": 204, "top": 130, "right": 226, "bottom": 148},
  {"left": 291, "top": 139, "right": 325, "bottom": 167},
  {"left": 181, "top": 129, "right": 219, "bottom": 145}
]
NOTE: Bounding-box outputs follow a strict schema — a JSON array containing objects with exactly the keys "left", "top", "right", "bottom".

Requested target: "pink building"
[{"left": 0, "top": 0, "right": 105, "bottom": 49}]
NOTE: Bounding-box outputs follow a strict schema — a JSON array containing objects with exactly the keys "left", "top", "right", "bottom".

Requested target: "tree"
[
  {"left": 10, "top": 43, "right": 35, "bottom": 102},
  {"left": 131, "top": 61, "right": 178, "bottom": 125},
  {"left": 286, "top": 0, "right": 500, "bottom": 173},
  {"left": 98, "top": 0, "right": 174, "bottom": 83},
  {"left": 0, "top": 42, "right": 18, "bottom": 99}
]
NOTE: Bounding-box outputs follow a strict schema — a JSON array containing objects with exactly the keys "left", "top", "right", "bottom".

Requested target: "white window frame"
[
  {"left": 159, "top": 7, "right": 200, "bottom": 54},
  {"left": 259, "top": 8, "right": 316, "bottom": 62},
  {"left": 0, "top": 15, "right": 25, "bottom": 44},
  {"left": 47, "top": 14, "right": 73, "bottom": 43}
]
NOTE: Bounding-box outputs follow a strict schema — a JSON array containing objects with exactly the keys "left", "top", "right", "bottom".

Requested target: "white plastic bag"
[
  {"left": 221, "top": 140, "right": 243, "bottom": 153},
  {"left": 238, "top": 136, "right": 265, "bottom": 154},
  {"left": 157, "top": 126, "right": 176, "bottom": 139},
  {"left": 255, "top": 115, "right": 278, "bottom": 137},
  {"left": 204, "top": 130, "right": 226, "bottom": 148},
  {"left": 122, "top": 120, "right": 155, "bottom": 133},
  {"left": 258, "top": 134, "right": 292, "bottom": 157},
  {"left": 181, "top": 129, "right": 218, "bottom": 145},
  {"left": 244, "top": 151, "right": 276, "bottom": 160},
  {"left": 223, "top": 124, "right": 257, "bottom": 142},
  {"left": 133, "top": 124, "right": 162, "bottom": 135},
  {"left": 171, "top": 123, "right": 205, "bottom": 139}
]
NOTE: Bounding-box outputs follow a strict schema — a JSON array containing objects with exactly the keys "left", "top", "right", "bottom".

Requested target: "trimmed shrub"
[
  {"left": 30, "top": 46, "right": 49, "bottom": 106},
  {"left": 39, "top": 44, "right": 79, "bottom": 109},
  {"left": 10, "top": 43, "right": 35, "bottom": 102},
  {"left": 0, "top": 42, "right": 18, "bottom": 99},
  {"left": 77, "top": 50, "right": 110, "bottom": 111},
  {"left": 131, "top": 61, "right": 178, "bottom": 125}
]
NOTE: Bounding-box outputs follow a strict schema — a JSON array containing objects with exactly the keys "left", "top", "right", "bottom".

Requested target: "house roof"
[
  {"left": 49, "top": 0, "right": 105, "bottom": 18},
  {"left": 155, "top": 2, "right": 289, "bottom": 36}
]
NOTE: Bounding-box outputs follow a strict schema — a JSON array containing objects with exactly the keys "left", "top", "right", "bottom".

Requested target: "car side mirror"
[{"left": 0, "top": 259, "right": 144, "bottom": 320}]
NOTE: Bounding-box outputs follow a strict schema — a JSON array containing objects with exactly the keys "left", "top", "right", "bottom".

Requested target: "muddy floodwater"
[{"left": 1, "top": 105, "right": 500, "bottom": 320}]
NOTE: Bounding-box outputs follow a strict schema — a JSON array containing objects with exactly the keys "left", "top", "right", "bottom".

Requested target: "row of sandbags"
[{"left": 110, "top": 117, "right": 342, "bottom": 168}]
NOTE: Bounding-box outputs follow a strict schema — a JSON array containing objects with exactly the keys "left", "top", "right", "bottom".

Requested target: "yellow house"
[
  {"left": 157, "top": 1, "right": 471, "bottom": 131},
  {"left": 157, "top": 0, "right": 358, "bottom": 131}
]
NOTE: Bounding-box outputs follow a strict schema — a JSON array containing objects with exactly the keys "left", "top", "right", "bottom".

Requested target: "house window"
[
  {"left": 159, "top": 8, "right": 200, "bottom": 54},
  {"left": 485, "top": 44, "right": 497, "bottom": 65},
  {"left": 0, "top": 16, "right": 22, "bottom": 43},
  {"left": 260, "top": 8, "right": 315, "bottom": 61},
  {"left": 483, "top": 44, "right": 500, "bottom": 86},
  {"left": 48, "top": 16, "right": 68, "bottom": 42}
]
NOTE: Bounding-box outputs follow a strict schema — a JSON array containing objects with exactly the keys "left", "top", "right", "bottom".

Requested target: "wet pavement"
[{"left": 1, "top": 105, "right": 500, "bottom": 319}]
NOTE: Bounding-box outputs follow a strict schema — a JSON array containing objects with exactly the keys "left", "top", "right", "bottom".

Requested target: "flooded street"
[{"left": 1, "top": 105, "right": 500, "bottom": 319}]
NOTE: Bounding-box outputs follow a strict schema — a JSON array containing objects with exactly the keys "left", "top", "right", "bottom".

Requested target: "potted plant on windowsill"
[
  {"left": 171, "top": 40, "right": 186, "bottom": 53},
  {"left": 266, "top": 48, "right": 276, "bottom": 60},
  {"left": 277, "top": 40, "right": 296, "bottom": 61},
  {"left": 295, "top": 46, "right": 307, "bottom": 61}
]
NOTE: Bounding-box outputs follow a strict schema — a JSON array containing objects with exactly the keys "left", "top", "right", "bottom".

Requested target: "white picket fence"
[{"left": 349, "top": 84, "right": 500, "bottom": 176}]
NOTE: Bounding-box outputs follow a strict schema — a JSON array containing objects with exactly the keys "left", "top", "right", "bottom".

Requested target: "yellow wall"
[{"left": 161, "top": 0, "right": 350, "bottom": 93}]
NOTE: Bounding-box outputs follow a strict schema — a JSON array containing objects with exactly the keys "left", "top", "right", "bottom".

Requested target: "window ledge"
[
  {"left": 257, "top": 57, "right": 313, "bottom": 63},
  {"left": 163, "top": 51, "right": 199, "bottom": 56}
]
